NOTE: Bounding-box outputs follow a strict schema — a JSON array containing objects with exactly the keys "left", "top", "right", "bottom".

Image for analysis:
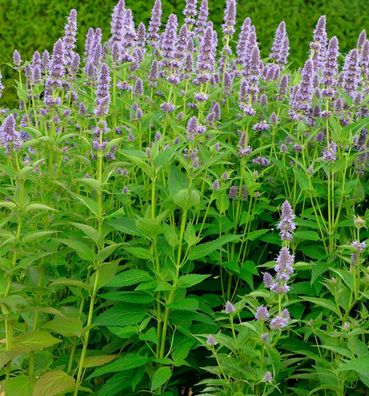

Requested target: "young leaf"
[{"left": 150, "top": 366, "right": 172, "bottom": 392}]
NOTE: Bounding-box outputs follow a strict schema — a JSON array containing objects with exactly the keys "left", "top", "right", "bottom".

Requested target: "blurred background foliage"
[{"left": 0, "top": 0, "right": 367, "bottom": 106}]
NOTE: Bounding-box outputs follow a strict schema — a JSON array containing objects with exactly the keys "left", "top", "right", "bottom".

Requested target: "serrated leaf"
[
  {"left": 4, "top": 375, "right": 34, "bottom": 396},
  {"left": 42, "top": 316, "right": 83, "bottom": 337},
  {"left": 188, "top": 234, "right": 240, "bottom": 260},
  {"left": 88, "top": 353, "right": 149, "bottom": 380},
  {"left": 13, "top": 331, "right": 61, "bottom": 353},
  {"left": 70, "top": 222, "right": 100, "bottom": 243},
  {"left": 106, "top": 269, "right": 153, "bottom": 288},
  {"left": 151, "top": 367, "right": 172, "bottom": 391},
  {"left": 57, "top": 238, "right": 95, "bottom": 261},
  {"left": 83, "top": 354, "right": 117, "bottom": 368},
  {"left": 32, "top": 370, "right": 75, "bottom": 396},
  {"left": 178, "top": 274, "right": 210, "bottom": 288}
]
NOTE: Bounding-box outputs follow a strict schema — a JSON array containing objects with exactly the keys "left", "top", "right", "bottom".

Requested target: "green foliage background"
[{"left": 0, "top": 0, "right": 367, "bottom": 105}]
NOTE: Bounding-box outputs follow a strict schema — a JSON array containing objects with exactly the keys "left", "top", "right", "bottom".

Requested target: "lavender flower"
[
  {"left": 253, "top": 121, "right": 270, "bottom": 131},
  {"left": 263, "top": 372, "right": 273, "bottom": 383},
  {"left": 270, "top": 309, "right": 290, "bottom": 330},
  {"left": 310, "top": 15, "right": 327, "bottom": 71},
  {"left": 225, "top": 301, "right": 235, "bottom": 314},
  {"left": 322, "top": 141, "right": 337, "bottom": 161},
  {"left": 63, "top": 9, "right": 78, "bottom": 68},
  {"left": 196, "top": 26, "right": 215, "bottom": 83},
  {"left": 341, "top": 49, "right": 360, "bottom": 98},
  {"left": 206, "top": 335, "right": 217, "bottom": 346},
  {"left": 277, "top": 200, "right": 296, "bottom": 241},
  {"left": 229, "top": 185, "right": 238, "bottom": 199},
  {"left": 0, "top": 114, "right": 22, "bottom": 152},
  {"left": 13, "top": 50, "right": 21, "bottom": 67},
  {"left": 322, "top": 36, "right": 339, "bottom": 97},
  {"left": 222, "top": 0, "right": 236, "bottom": 36},
  {"left": 270, "top": 21, "right": 289, "bottom": 66},
  {"left": 111, "top": 0, "right": 126, "bottom": 45},
  {"left": 255, "top": 305, "right": 269, "bottom": 321},
  {"left": 148, "top": 0, "right": 162, "bottom": 44},
  {"left": 195, "top": 0, "right": 208, "bottom": 36},
  {"left": 183, "top": 0, "right": 197, "bottom": 26},
  {"left": 357, "top": 29, "right": 367, "bottom": 48},
  {"left": 95, "top": 63, "right": 111, "bottom": 117},
  {"left": 160, "top": 14, "right": 178, "bottom": 70}
]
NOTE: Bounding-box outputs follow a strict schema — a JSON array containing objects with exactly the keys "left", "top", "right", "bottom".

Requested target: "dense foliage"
[
  {"left": 1, "top": 0, "right": 369, "bottom": 105},
  {"left": 1, "top": 0, "right": 369, "bottom": 395}
]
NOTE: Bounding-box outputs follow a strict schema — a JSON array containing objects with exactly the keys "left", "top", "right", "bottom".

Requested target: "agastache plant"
[{"left": 1, "top": 2, "right": 369, "bottom": 395}]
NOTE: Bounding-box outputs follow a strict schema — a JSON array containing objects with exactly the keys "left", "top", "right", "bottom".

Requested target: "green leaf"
[
  {"left": 106, "top": 217, "right": 140, "bottom": 236},
  {"left": 215, "top": 191, "right": 230, "bottom": 214},
  {"left": 95, "top": 304, "right": 147, "bottom": 327},
  {"left": 22, "top": 230, "right": 58, "bottom": 243},
  {"left": 13, "top": 331, "right": 62, "bottom": 353},
  {"left": 294, "top": 231, "right": 320, "bottom": 241},
  {"left": 178, "top": 274, "right": 210, "bottom": 288},
  {"left": 96, "top": 372, "right": 132, "bottom": 396},
  {"left": 4, "top": 375, "right": 34, "bottom": 396},
  {"left": 106, "top": 269, "right": 153, "bottom": 288},
  {"left": 188, "top": 234, "right": 240, "bottom": 260},
  {"left": 151, "top": 367, "right": 172, "bottom": 392},
  {"left": 57, "top": 238, "right": 95, "bottom": 261},
  {"left": 168, "top": 165, "right": 188, "bottom": 199},
  {"left": 245, "top": 229, "right": 269, "bottom": 241},
  {"left": 339, "top": 355, "right": 369, "bottom": 377},
  {"left": 90, "top": 260, "right": 120, "bottom": 290},
  {"left": 70, "top": 222, "right": 100, "bottom": 243},
  {"left": 83, "top": 354, "right": 117, "bottom": 368},
  {"left": 301, "top": 297, "right": 340, "bottom": 316},
  {"left": 72, "top": 193, "right": 99, "bottom": 216},
  {"left": 88, "top": 353, "right": 149, "bottom": 380},
  {"left": 125, "top": 246, "right": 151, "bottom": 260},
  {"left": 42, "top": 316, "right": 83, "bottom": 337},
  {"left": 32, "top": 370, "right": 75, "bottom": 396}
]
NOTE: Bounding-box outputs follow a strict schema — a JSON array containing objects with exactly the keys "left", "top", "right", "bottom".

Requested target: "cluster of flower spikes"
[
  {"left": 255, "top": 200, "right": 296, "bottom": 330},
  {"left": 6, "top": 0, "right": 369, "bottom": 179}
]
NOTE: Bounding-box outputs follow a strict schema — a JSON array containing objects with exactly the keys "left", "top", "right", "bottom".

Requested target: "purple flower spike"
[
  {"left": 322, "top": 141, "right": 337, "bottom": 161},
  {"left": 270, "top": 21, "right": 289, "bottom": 66},
  {"left": 95, "top": 63, "right": 111, "bottom": 117},
  {"left": 0, "top": 114, "right": 22, "bottom": 152},
  {"left": 341, "top": 49, "right": 360, "bottom": 98},
  {"left": 310, "top": 15, "right": 327, "bottom": 71},
  {"left": 270, "top": 314, "right": 289, "bottom": 330},
  {"left": 49, "top": 39, "right": 66, "bottom": 84},
  {"left": 255, "top": 305, "right": 269, "bottom": 321},
  {"left": 134, "top": 77, "right": 144, "bottom": 96},
  {"left": 322, "top": 36, "right": 339, "bottom": 98},
  {"left": 263, "top": 372, "right": 273, "bottom": 383},
  {"left": 236, "top": 17, "right": 252, "bottom": 64},
  {"left": 274, "top": 247, "right": 294, "bottom": 282},
  {"left": 195, "top": 0, "right": 208, "bottom": 36},
  {"left": 196, "top": 26, "right": 215, "bottom": 83},
  {"left": 222, "top": 0, "right": 236, "bottom": 36},
  {"left": 183, "top": 0, "right": 198, "bottom": 26},
  {"left": 278, "top": 200, "right": 296, "bottom": 241},
  {"left": 148, "top": 0, "right": 162, "bottom": 45},
  {"left": 13, "top": 50, "right": 21, "bottom": 67},
  {"left": 357, "top": 30, "right": 367, "bottom": 48},
  {"left": 360, "top": 40, "right": 369, "bottom": 80},
  {"left": 137, "top": 22, "right": 146, "bottom": 48},
  {"left": 111, "top": 0, "right": 126, "bottom": 45},
  {"left": 42, "top": 50, "right": 50, "bottom": 73},
  {"left": 63, "top": 9, "right": 78, "bottom": 67},
  {"left": 160, "top": 14, "right": 178, "bottom": 69}
]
